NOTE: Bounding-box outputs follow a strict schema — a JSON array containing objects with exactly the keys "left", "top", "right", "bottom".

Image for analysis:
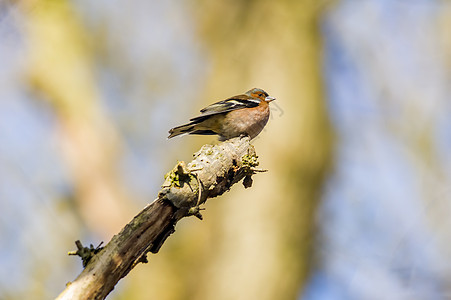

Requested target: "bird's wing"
[{"left": 190, "top": 95, "right": 259, "bottom": 122}]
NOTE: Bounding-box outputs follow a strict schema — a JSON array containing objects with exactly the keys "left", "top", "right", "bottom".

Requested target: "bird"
[{"left": 168, "top": 88, "right": 275, "bottom": 141}]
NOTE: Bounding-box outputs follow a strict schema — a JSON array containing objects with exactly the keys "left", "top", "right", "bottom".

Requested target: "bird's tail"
[
  {"left": 168, "top": 121, "right": 217, "bottom": 139},
  {"left": 168, "top": 122, "right": 196, "bottom": 139}
]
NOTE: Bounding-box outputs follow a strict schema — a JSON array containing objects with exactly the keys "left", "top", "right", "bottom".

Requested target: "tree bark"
[{"left": 57, "top": 137, "right": 260, "bottom": 300}]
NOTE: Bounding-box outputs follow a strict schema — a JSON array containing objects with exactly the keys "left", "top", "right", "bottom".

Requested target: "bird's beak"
[{"left": 265, "top": 96, "right": 276, "bottom": 102}]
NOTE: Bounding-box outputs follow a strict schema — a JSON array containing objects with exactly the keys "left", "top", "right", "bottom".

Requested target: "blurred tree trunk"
[
  {"left": 187, "top": 1, "right": 333, "bottom": 299},
  {"left": 24, "top": 0, "right": 134, "bottom": 236}
]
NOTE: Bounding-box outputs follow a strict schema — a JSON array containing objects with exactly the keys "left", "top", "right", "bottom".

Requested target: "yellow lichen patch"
[
  {"left": 163, "top": 162, "right": 195, "bottom": 188},
  {"left": 241, "top": 152, "right": 259, "bottom": 168}
]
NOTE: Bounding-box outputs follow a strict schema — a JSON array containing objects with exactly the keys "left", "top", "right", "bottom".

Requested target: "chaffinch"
[{"left": 168, "top": 88, "right": 275, "bottom": 141}]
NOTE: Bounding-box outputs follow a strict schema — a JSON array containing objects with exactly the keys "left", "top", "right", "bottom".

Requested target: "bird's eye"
[{"left": 258, "top": 93, "right": 264, "bottom": 97}]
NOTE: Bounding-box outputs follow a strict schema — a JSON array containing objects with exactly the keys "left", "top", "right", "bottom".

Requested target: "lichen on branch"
[{"left": 160, "top": 136, "right": 260, "bottom": 220}]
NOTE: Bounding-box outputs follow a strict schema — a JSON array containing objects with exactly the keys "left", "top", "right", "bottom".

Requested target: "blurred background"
[{"left": 1, "top": 0, "right": 450, "bottom": 299}]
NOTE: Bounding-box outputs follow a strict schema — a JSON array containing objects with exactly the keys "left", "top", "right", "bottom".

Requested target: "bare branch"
[{"left": 57, "top": 136, "right": 261, "bottom": 300}]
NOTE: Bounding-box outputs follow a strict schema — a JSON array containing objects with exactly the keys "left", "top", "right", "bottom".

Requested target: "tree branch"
[{"left": 57, "top": 137, "right": 261, "bottom": 300}]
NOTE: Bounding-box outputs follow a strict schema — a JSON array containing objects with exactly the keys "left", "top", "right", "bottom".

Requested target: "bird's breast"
[{"left": 221, "top": 104, "right": 270, "bottom": 140}]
